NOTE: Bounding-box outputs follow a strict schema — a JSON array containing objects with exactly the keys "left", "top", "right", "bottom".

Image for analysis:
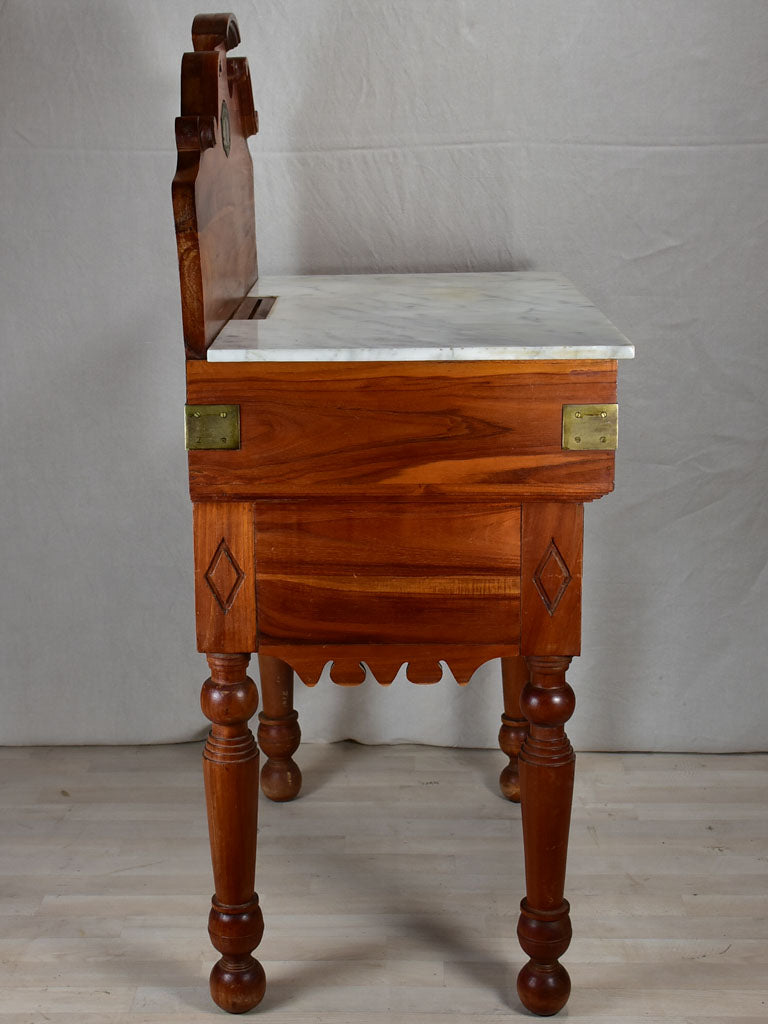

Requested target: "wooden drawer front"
[
  {"left": 187, "top": 360, "right": 617, "bottom": 501},
  {"left": 254, "top": 501, "right": 521, "bottom": 646}
]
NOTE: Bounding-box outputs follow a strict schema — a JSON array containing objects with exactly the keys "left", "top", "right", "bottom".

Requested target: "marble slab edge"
[{"left": 207, "top": 343, "right": 635, "bottom": 362}]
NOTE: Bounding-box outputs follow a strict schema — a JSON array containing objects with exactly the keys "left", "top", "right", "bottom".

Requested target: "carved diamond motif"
[
  {"left": 205, "top": 539, "right": 245, "bottom": 613},
  {"left": 533, "top": 539, "right": 571, "bottom": 616}
]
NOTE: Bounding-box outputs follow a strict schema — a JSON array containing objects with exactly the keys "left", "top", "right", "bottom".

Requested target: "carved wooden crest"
[{"left": 172, "top": 13, "right": 259, "bottom": 359}]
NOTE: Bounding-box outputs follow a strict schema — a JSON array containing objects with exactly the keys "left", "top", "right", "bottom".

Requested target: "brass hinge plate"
[
  {"left": 562, "top": 403, "right": 618, "bottom": 450},
  {"left": 185, "top": 405, "right": 240, "bottom": 450}
]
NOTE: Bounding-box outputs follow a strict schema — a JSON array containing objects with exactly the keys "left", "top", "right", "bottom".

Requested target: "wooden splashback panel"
[{"left": 172, "top": 13, "right": 259, "bottom": 359}]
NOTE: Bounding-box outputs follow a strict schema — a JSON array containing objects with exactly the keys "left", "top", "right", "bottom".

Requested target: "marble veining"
[{"left": 208, "top": 272, "right": 635, "bottom": 362}]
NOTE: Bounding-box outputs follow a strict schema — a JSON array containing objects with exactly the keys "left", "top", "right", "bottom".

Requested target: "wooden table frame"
[{"left": 172, "top": 14, "right": 627, "bottom": 1017}]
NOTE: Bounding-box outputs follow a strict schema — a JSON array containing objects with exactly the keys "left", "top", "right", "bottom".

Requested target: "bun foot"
[
  {"left": 210, "top": 956, "right": 266, "bottom": 1014},
  {"left": 516, "top": 959, "right": 571, "bottom": 1016},
  {"left": 499, "top": 762, "right": 521, "bottom": 802},
  {"left": 260, "top": 756, "right": 302, "bottom": 802}
]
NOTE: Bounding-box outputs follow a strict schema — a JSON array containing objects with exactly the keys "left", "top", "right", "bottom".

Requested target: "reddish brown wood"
[
  {"left": 173, "top": 15, "right": 259, "bottom": 359},
  {"left": 258, "top": 643, "right": 518, "bottom": 687},
  {"left": 201, "top": 653, "right": 266, "bottom": 1013},
  {"left": 257, "top": 654, "right": 302, "bottom": 801},
  {"left": 193, "top": 502, "right": 257, "bottom": 653},
  {"left": 191, "top": 12, "right": 242, "bottom": 52},
  {"left": 254, "top": 500, "right": 521, "bottom": 648},
  {"left": 186, "top": 360, "right": 618, "bottom": 501},
  {"left": 498, "top": 656, "right": 529, "bottom": 802},
  {"left": 521, "top": 502, "right": 583, "bottom": 656},
  {"left": 516, "top": 655, "right": 575, "bottom": 1016},
  {"left": 170, "top": 16, "right": 632, "bottom": 1017}
]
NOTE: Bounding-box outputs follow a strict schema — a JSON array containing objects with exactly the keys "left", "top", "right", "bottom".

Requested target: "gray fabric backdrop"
[{"left": 1, "top": 0, "right": 766, "bottom": 750}]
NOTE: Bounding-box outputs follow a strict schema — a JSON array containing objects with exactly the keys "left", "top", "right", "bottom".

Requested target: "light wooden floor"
[{"left": 1, "top": 742, "right": 767, "bottom": 1023}]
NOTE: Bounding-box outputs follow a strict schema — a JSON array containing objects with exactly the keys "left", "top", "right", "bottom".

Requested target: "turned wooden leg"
[
  {"left": 201, "top": 653, "right": 266, "bottom": 1014},
  {"left": 499, "top": 656, "right": 530, "bottom": 801},
  {"left": 257, "top": 654, "right": 302, "bottom": 801},
  {"left": 516, "top": 655, "right": 575, "bottom": 1016}
]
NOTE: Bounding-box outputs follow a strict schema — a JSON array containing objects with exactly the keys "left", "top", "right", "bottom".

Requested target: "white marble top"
[{"left": 208, "top": 272, "right": 635, "bottom": 362}]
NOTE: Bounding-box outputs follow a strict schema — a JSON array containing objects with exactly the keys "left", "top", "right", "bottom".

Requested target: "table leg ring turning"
[
  {"left": 202, "top": 654, "right": 267, "bottom": 1013},
  {"left": 516, "top": 655, "right": 576, "bottom": 1015},
  {"left": 517, "top": 899, "right": 572, "bottom": 1016},
  {"left": 208, "top": 896, "right": 266, "bottom": 1014},
  {"left": 257, "top": 654, "right": 303, "bottom": 802}
]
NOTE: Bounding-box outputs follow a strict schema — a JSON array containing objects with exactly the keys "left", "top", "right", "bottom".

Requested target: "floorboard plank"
[{"left": 0, "top": 743, "right": 766, "bottom": 1021}]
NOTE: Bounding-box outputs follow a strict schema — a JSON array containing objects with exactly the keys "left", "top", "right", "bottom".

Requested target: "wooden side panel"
[
  {"left": 254, "top": 501, "right": 521, "bottom": 647},
  {"left": 194, "top": 502, "right": 257, "bottom": 652},
  {"left": 172, "top": 17, "right": 259, "bottom": 359},
  {"left": 521, "top": 503, "right": 583, "bottom": 656},
  {"left": 186, "top": 360, "right": 618, "bottom": 500}
]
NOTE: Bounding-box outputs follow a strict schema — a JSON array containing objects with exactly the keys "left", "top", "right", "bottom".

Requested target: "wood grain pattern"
[
  {"left": 193, "top": 501, "right": 257, "bottom": 652},
  {"left": 521, "top": 502, "right": 583, "bottom": 656},
  {"left": 172, "top": 14, "right": 629, "bottom": 1021},
  {"left": 517, "top": 655, "right": 576, "bottom": 1015},
  {"left": 253, "top": 501, "right": 521, "bottom": 647},
  {"left": 257, "top": 643, "right": 519, "bottom": 687},
  {"left": 173, "top": 15, "right": 259, "bottom": 359},
  {"left": 201, "top": 652, "right": 266, "bottom": 1013},
  {"left": 186, "top": 360, "right": 618, "bottom": 500}
]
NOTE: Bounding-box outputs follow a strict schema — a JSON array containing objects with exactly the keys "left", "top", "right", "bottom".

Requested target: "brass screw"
[
  {"left": 600, "top": 436, "right": 607, "bottom": 443},
  {"left": 220, "top": 412, "right": 227, "bottom": 418},
  {"left": 575, "top": 411, "right": 582, "bottom": 418},
  {"left": 600, "top": 410, "right": 608, "bottom": 419},
  {"left": 193, "top": 411, "right": 200, "bottom": 418},
  {"left": 574, "top": 435, "right": 581, "bottom": 443}
]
